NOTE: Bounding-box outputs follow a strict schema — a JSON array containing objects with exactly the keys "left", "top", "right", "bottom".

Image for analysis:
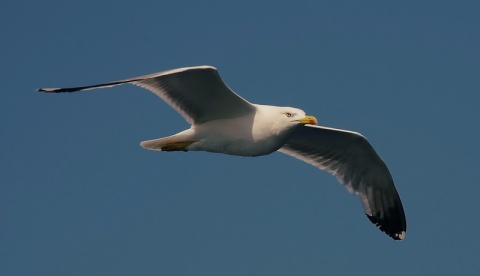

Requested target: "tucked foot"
[{"left": 160, "top": 141, "right": 195, "bottom": 152}]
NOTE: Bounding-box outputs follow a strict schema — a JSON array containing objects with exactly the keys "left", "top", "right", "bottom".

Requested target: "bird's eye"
[{"left": 285, "top": 112, "right": 292, "bottom": 118}]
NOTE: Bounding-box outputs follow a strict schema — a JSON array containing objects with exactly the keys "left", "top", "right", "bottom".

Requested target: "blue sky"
[{"left": 2, "top": 0, "right": 479, "bottom": 275}]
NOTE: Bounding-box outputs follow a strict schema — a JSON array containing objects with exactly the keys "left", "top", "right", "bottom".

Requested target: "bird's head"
[
  {"left": 278, "top": 107, "right": 318, "bottom": 126},
  {"left": 253, "top": 105, "right": 317, "bottom": 135}
]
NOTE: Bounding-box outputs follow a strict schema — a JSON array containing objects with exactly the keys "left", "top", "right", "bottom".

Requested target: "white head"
[{"left": 253, "top": 104, "right": 318, "bottom": 135}]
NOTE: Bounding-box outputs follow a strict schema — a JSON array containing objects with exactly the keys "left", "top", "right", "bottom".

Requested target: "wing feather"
[
  {"left": 38, "top": 66, "right": 254, "bottom": 124},
  {"left": 279, "top": 124, "right": 406, "bottom": 240}
]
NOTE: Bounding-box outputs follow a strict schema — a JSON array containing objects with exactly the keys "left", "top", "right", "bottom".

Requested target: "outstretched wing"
[
  {"left": 279, "top": 124, "right": 406, "bottom": 240},
  {"left": 38, "top": 66, "right": 255, "bottom": 124}
]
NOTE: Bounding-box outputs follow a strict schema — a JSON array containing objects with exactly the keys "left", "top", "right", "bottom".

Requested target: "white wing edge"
[{"left": 37, "top": 65, "right": 216, "bottom": 93}]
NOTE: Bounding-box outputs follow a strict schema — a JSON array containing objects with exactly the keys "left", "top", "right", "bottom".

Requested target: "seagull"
[{"left": 38, "top": 65, "right": 406, "bottom": 240}]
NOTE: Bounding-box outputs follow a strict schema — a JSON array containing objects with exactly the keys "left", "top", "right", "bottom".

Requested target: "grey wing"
[
  {"left": 279, "top": 124, "right": 406, "bottom": 240},
  {"left": 38, "top": 65, "right": 255, "bottom": 124}
]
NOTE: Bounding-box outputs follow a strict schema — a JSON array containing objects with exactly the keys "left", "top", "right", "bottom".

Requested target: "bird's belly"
[
  {"left": 186, "top": 118, "right": 287, "bottom": 156},
  {"left": 188, "top": 136, "right": 283, "bottom": 157}
]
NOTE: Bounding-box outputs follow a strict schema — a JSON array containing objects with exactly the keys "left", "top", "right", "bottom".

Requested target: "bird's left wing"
[
  {"left": 279, "top": 124, "right": 406, "bottom": 240},
  {"left": 38, "top": 66, "right": 254, "bottom": 124}
]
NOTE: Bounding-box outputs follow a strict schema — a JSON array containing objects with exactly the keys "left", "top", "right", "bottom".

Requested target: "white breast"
[{"left": 187, "top": 113, "right": 289, "bottom": 156}]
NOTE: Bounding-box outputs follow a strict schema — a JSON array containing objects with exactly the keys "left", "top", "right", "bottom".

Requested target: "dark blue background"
[{"left": 2, "top": 1, "right": 479, "bottom": 275}]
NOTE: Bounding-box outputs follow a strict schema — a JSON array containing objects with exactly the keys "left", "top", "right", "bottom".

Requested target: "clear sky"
[{"left": 2, "top": 0, "right": 479, "bottom": 275}]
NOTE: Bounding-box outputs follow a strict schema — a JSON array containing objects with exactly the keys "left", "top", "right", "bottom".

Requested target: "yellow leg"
[{"left": 161, "top": 141, "right": 195, "bottom": 152}]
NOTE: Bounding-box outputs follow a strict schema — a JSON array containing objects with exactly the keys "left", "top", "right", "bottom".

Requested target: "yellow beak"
[{"left": 297, "top": 115, "right": 318, "bottom": 125}]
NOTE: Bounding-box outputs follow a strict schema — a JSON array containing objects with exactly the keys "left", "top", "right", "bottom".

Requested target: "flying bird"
[{"left": 38, "top": 65, "right": 406, "bottom": 240}]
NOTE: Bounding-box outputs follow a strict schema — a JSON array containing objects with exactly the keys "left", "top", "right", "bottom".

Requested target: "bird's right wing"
[
  {"left": 279, "top": 124, "right": 406, "bottom": 240},
  {"left": 38, "top": 66, "right": 255, "bottom": 124}
]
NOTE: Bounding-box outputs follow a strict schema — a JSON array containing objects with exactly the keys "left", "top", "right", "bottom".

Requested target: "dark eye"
[{"left": 285, "top": 112, "right": 292, "bottom": 118}]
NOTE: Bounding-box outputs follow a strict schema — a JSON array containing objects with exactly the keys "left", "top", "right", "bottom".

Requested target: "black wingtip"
[
  {"left": 366, "top": 213, "right": 406, "bottom": 240},
  {"left": 37, "top": 87, "right": 61, "bottom": 93},
  {"left": 36, "top": 87, "right": 83, "bottom": 93}
]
